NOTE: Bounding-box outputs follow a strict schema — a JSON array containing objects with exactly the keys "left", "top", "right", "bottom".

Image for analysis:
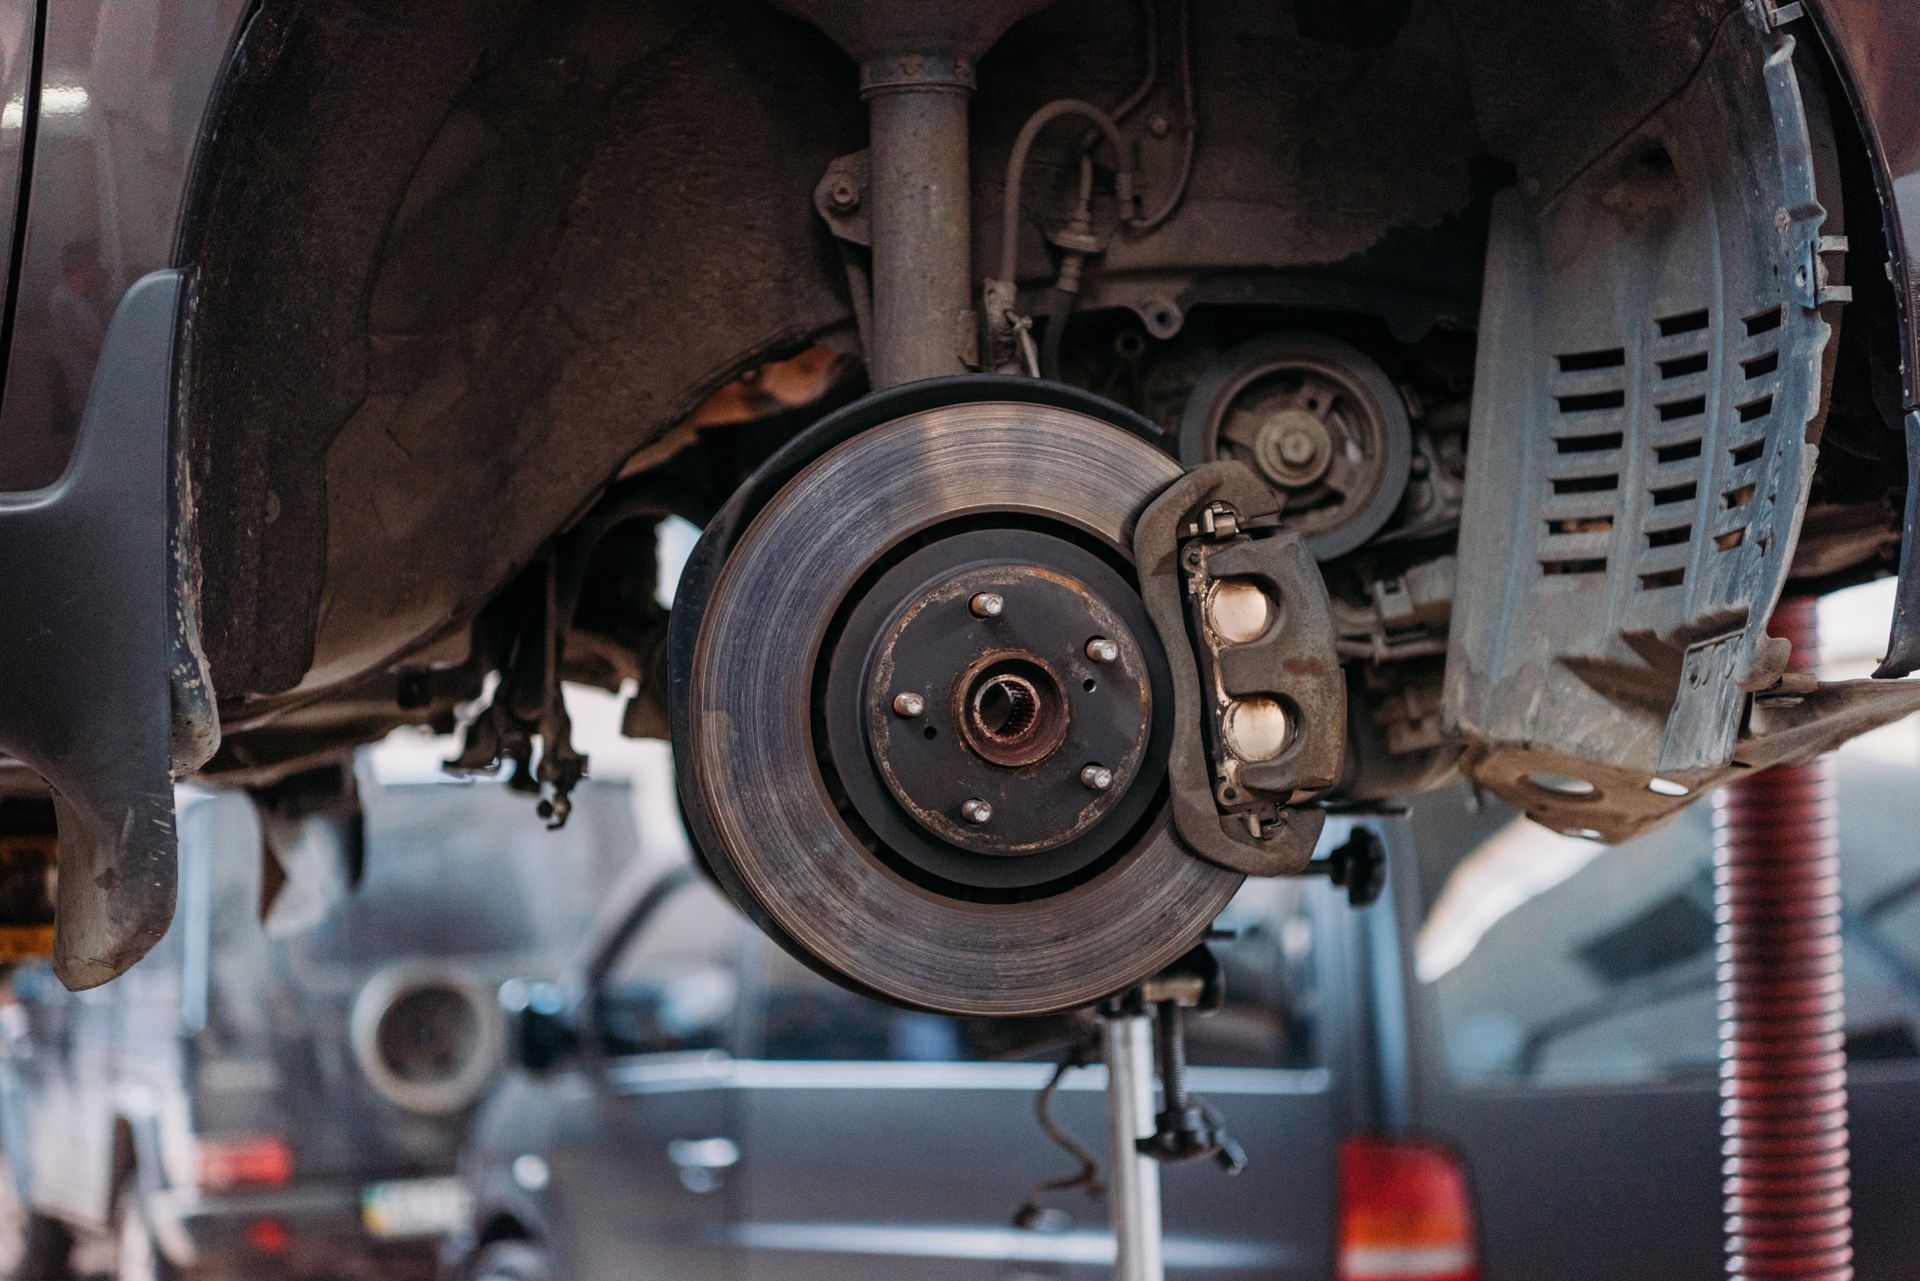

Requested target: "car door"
[
  {"left": 546, "top": 870, "right": 749, "bottom": 1281},
  {"left": 732, "top": 875, "right": 1352, "bottom": 1281}
]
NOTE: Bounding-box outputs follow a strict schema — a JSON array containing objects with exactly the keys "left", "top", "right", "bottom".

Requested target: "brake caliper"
[{"left": 1133, "top": 462, "right": 1344, "bottom": 876}]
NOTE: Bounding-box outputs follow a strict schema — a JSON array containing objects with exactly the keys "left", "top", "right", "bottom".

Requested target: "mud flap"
[{"left": 0, "top": 272, "right": 183, "bottom": 988}]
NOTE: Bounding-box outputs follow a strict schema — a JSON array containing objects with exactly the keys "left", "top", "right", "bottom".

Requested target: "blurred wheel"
[
  {"left": 464, "top": 1240, "right": 552, "bottom": 1281},
  {"left": 349, "top": 961, "right": 503, "bottom": 1115}
]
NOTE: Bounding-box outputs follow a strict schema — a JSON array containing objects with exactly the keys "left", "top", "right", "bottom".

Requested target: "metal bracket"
[
  {"left": 812, "top": 150, "right": 870, "bottom": 247},
  {"left": 1132, "top": 462, "right": 1344, "bottom": 876},
  {"left": 1747, "top": 0, "right": 1807, "bottom": 31}
]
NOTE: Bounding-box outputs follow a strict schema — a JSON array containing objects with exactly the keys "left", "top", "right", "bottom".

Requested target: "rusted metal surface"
[{"left": 681, "top": 386, "right": 1240, "bottom": 1016}]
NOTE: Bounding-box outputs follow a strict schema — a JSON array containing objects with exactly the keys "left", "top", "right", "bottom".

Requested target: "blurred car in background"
[
  {"left": 451, "top": 854, "right": 1357, "bottom": 1281},
  {"left": 451, "top": 731, "right": 1920, "bottom": 1281},
  {"left": 1400, "top": 736, "right": 1920, "bottom": 1280},
  {"left": 0, "top": 774, "right": 637, "bottom": 1281}
]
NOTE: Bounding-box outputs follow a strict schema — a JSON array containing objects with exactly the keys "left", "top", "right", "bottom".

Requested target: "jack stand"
[
  {"left": 1101, "top": 996, "right": 1163, "bottom": 1281},
  {"left": 1098, "top": 947, "right": 1247, "bottom": 1281}
]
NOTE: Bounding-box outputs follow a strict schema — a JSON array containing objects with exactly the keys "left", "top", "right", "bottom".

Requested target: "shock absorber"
[{"left": 1713, "top": 596, "right": 1853, "bottom": 1281}]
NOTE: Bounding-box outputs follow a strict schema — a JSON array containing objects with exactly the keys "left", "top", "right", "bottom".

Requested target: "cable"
[
  {"left": 997, "top": 99, "right": 1134, "bottom": 290},
  {"left": 1011, "top": 1033, "right": 1105, "bottom": 1229},
  {"left": 1131, "top": 0, "right": 1194, "bottom": 234}
]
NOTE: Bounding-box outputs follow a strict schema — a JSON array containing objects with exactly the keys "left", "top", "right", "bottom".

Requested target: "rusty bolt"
[
  {"left": 961, "top": 798, "right": 994, "bottom": 825},
  {"left": 1080, "top": 764, "right": 1114, "bottom": 792},
  {"left": 828, "top": 177, "right": 861, "bottom": 213},
  {"left": 891, "top": 692, "right": 926, "bottom": 718},
  {"left": 1085, "top": 636, "right": 1119, "bottom": 664},
  {"left": 970, "top": 592, "right": 1005, "bottom": 619}
]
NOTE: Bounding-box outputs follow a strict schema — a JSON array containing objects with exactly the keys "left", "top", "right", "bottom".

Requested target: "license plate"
[{"left": 360, "top": 1176, "right": 472, "bottom": 1239}]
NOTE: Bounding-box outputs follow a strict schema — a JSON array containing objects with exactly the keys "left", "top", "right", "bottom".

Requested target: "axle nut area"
[{"left": 840, "top": 530, "right": 1166, "bottom": 865}]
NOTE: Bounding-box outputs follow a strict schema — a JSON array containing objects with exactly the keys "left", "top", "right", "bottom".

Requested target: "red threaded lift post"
[{"left": 1712, "top": 597, "right": 1853, "bottom": 1280}]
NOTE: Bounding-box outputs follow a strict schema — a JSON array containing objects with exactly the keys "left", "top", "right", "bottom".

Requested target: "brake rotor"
[
  {"left": 1179, "top": 332, "right": 1412, "bottom": 559},
  {"left": 676, "top": 381, "right": 1242, "bottom": 1016}
]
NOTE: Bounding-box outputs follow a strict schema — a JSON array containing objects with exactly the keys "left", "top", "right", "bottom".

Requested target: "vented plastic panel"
[{"left": 1444, "top": 16, "right": 1837, "bottom": 840}]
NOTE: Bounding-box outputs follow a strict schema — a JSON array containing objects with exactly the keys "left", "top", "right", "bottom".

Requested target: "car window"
[
  {"left": 753, "top": 876, "right": 1325, "bottom": 1069},
  {"left": 596, "top": 874, "right": 746, "bottom": 1057},
  {"left": 1410, "top": 748, "right": 1920, "bottom": 1088}
]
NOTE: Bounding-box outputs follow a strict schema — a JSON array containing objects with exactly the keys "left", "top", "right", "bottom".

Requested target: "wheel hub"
[{"left": 828, "top": 530, "right": 1169, "bottom": 879}]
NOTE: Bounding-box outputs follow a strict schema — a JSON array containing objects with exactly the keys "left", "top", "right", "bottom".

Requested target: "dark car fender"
[{"left": 0, "top": 271, "right": 205, "bottom": 989}]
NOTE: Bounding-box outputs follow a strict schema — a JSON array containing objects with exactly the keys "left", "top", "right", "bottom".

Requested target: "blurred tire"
[
  {"left": 463, "top": 1241, "right": 551, "bottom": 1281},
  {"left": 17, "top": 1211, "right": 75, "bottom": 1281}
]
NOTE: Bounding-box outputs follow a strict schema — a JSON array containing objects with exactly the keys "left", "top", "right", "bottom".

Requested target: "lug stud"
[
  {"left": 891, "top": 692, "right": 926, "bottom": 718},
  {"left": 969, "top": 592, "right": 1005, "bottom": 619},
  {"left": 1079, "top": 764, "right": 1114, "bottom": 792},
  {"left": 1085, "top": 636, "right": 1119, "bottom": 664},
  {"left": 960, "top": 798, "right": 994, "bottom": 825}
]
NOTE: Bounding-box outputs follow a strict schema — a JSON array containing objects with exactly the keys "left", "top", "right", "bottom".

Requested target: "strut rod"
[
  {"left": 1713, "top": 597, "right": 1854, "bottom": 1281},
  {"left": 770, "top": 0, "right": 1059, "bottom": 385}
]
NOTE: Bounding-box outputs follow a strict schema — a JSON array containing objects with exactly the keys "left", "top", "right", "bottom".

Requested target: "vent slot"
[
  {"left": 1715, "top": 529, "right": 1747, "bottom": 551},
  {"left": 1730, "top": 440, "right": 1764, "bottom": 467},
  {"left": 1552, "top": 474, "right": 1619, "bottom": 496},
  {"left": 1656, "top": 439, "right": 1703, "bottom": 464},
  {"left": 1652, "top": 482, "right": 1698, "bottom": 506},
  {"left": 1543, "top": 557, "right": 1608, "bottom": 577},
  {"left": 1657, "top": 396, "right": 1707, "bottom": 422},
  {"left": 1742, "top": 351, "right": 1779, "bottom": 379},
  {"left": 1744, "top": 306, "right": 1784, "bottom": 337},
  {"left": 1558, "top": 347, "right": 1627, "bottom": 373},
  {"left": 1556, "top": 390, "right": 1627, "bottom": 414},
  {"left": 1737, "top": 395, "right": 1774, "bottom": 423},
  {"left": 1658, "top": 308, "right": 1711, "bottom": 337},
  {"left": 1639, "top": 568, "right": 1687, "bottom": 590},
  {"left": 1647, "top": 525, "right": 1692, "bottom": 549},
  {"left": 1659, "top": 352, "right": 1710, "bottom": 379},
  {"left": 1724, "top": 483, "right": 1757, "bottom": 510},
  {"left": 1547, "top": 516, "right": 1615, "bottom": 536},
  {"left": 1556, "top": 431, "right": 1625, "bottom": 454}
]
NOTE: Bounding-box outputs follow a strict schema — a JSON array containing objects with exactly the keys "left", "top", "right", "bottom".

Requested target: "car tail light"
[
  {"left": 245, "top": 1218, "right": 292, "bottom": 1254},
  {"left": 196, "top": 1135, "right": 294, "bottom": 1192},
  {"left": 1338, "top": 1136, "right": 1479, "bottom": 1281}
]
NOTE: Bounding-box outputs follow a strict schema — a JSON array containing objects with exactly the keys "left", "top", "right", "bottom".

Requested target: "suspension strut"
[{"left": 1713, "top": 597, "right": 1853, "bottom": 1281}]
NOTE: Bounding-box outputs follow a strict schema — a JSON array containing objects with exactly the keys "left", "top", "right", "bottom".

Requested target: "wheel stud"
[
  {"left": 891, "top": 691, "right": 926, "bottom": 717},
  {"left": 1080, "top": 764, "right": 1114, "bottom": 791},
  {"left": 960, "top": 798, "right": 994, "bottom": 825},
  {"left": 1085, "top": 636, "right": 1119, "bottom": 663},
  {"left": 969, "top": 592, "right": 1005, "bottom": 619}
]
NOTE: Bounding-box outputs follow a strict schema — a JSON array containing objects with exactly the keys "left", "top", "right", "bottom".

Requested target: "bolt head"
[
  {"left": 1085, "top": 636, "right": 1120, "bottom": 664},
  {"left": 1278, "top": 429, "right": 1318, "bottom": 465},
  {"left": 1080, "top": 764, "right": 1114, "bottom": 791},
  {"left": 960, "top": 798, "right": 994, "bottom": 825},
  {"left": 828, "top": 179, "right": 860, "bottom": 212},
  {"left": 891, "top": 691, "right": 926, "bottom": 718},
  {"left": 970, "top": 592, "right": 1005, "bottom": 619}
]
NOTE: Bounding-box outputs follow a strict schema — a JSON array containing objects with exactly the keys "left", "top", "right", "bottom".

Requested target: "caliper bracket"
[{"left": 1132, "top": 462, "right": 1345, "bottom": 876}]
